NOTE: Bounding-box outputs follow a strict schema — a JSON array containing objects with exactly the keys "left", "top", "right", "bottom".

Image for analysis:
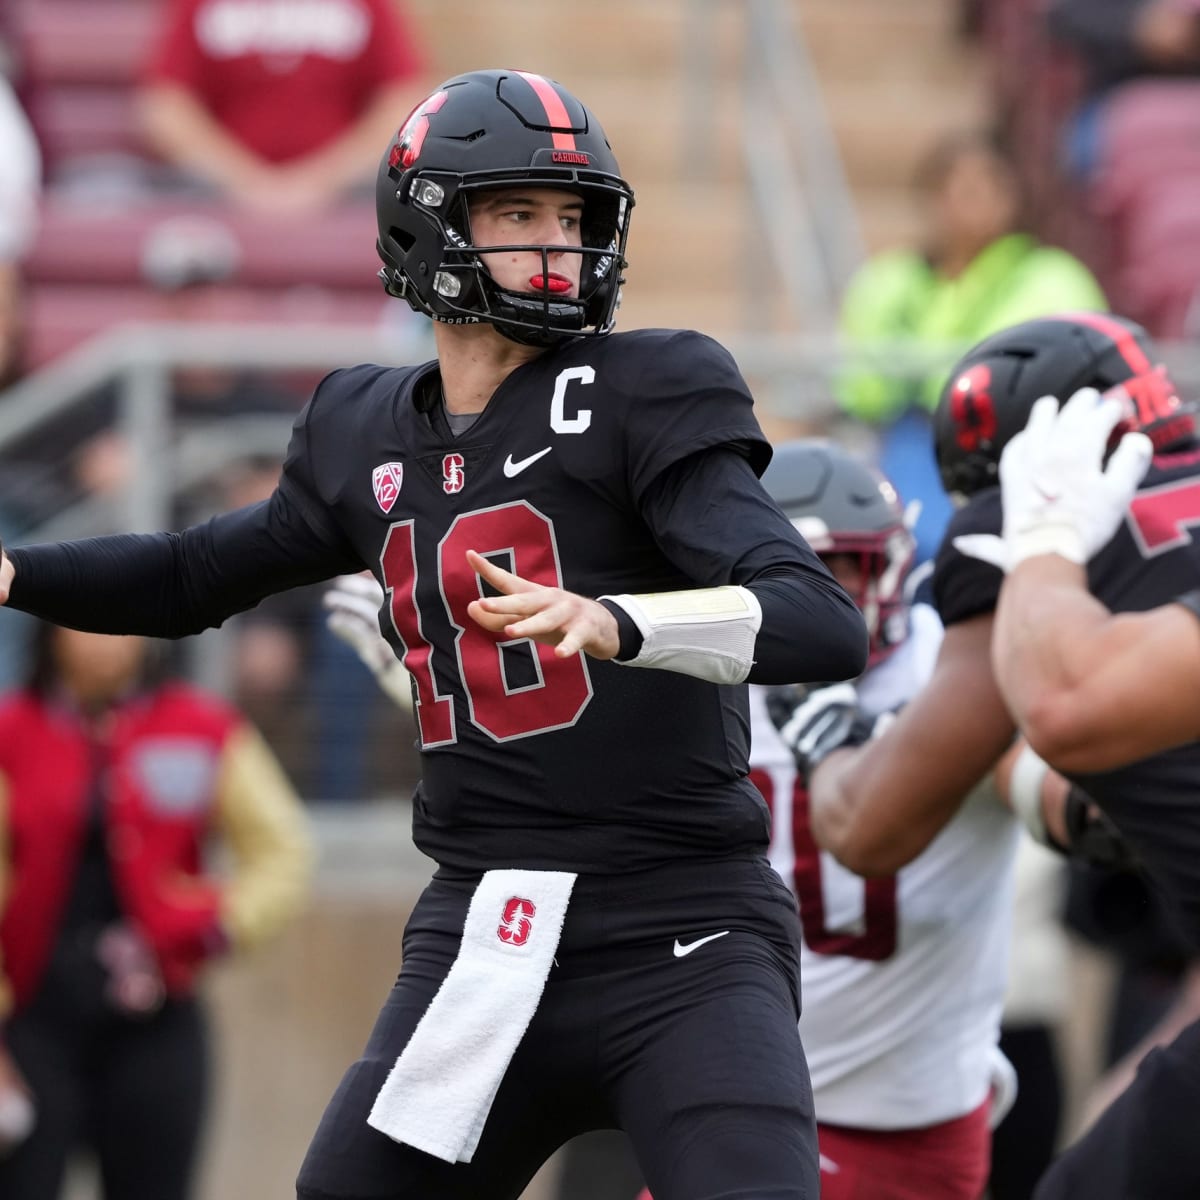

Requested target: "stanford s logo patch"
[
  {"left": 497, "top": 897, "right": 537, "bottom": 946},
  {"left": 372, "top": 462, "right": 404, "bottom": 514},
  {"left": 442, "top": 453, "right": 466, "bottom": 494}
]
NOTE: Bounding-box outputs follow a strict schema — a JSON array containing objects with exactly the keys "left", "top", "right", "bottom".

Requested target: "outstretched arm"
[
  {"left": 808, "top": 612, "right": 1016, "bottom": 876},
  {"left": 0, "top": 493, "right": 361, "bottom": 637}
]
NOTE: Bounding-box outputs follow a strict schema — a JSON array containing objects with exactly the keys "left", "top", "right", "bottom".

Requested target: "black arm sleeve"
[
  {"left": 7, "top": 491, "right": 364, "bottom": 637},
  {"left": 636, "top": 448, "right": 869, "bottom": 685}
]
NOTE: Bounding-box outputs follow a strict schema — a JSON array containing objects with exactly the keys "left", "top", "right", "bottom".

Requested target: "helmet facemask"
[{"left": 795, "top": 524, "right": 916, "bottom": 668}]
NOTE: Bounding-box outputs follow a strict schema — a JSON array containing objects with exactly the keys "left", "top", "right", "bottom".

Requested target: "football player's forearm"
[
  {"left": 998, "top": 561, "right": 1200, "bottom": 770},
  {"left": 289, "top": 84, "right": 419, "bottom": 190},
  {"left": 9, "top": 531, "right": 202, "bottom": 635},
  {"left": 138, "top": 84, "right": 270, "bottom": 190},
  {"left": 994, "top": 558, "right": 1128, "bottom": 768},
  {"left": 809, "top": 744, "right": 963, "bottom": 877}
]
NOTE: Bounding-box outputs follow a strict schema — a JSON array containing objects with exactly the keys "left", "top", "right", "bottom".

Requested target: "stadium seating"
[
  {"left": 26, "top": 201, "right": 380, "bottom": 292},
  {"left": 11, "top": 0, "right": 388, "bottom": 368}
]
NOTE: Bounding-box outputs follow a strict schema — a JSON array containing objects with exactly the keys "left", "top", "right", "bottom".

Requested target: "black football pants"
[{"left": 296, "top": 856, "right": 817, "bottom": 1200}]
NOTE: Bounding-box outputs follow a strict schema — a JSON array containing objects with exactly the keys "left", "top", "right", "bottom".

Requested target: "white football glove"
[
  {"left": 953, "top": 387, "right": 1154, "bottom": 572},
  {"left": 322, "top": 573, "right": 414, "bottom": 713}
]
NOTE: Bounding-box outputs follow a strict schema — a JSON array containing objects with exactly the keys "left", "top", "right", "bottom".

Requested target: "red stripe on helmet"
[
  {"left": 514, "top": 71, "right": 578, "bottom": 151},
  {"left": 1059, "top": 310, "right": 1152, "bottom": 374}
]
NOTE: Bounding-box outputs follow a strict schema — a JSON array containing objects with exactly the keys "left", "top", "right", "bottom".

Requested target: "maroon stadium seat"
[
  {"left": 26, "top": 200, "right": 381, "bottom": 291},
  {"left": 24, "top": 283, "right": 391, "bottom": 369},
  {"left": 14, "top": 0, "right": 159, "bottom": 87}
]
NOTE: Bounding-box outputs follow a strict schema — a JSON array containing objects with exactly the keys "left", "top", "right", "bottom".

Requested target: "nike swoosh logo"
[
  {"left": 672, "top": 931, "right": 730, "bottom": 958},
  {"left": 503, "top": 447, "right": 552, "bottom": 478}
]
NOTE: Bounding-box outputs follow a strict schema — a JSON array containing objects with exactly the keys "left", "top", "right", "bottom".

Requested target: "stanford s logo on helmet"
[
  {"left": 375, "top": 68, "right": 635, "bottom": 348},
  {"left": 762, "top": 440, "right": 916, "bottom": 668},
  {"left": 935, "top": 312, "right": 1198, "bottom": 499}
]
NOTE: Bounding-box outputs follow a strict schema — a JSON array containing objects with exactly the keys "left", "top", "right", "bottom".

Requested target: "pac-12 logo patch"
[
  {"left": 443, "top": 453, "right": 466, "bottom": 494},
  {"left": 497, "top": 897, "right": 536, "bottom": 946},
  {"left": 372, "top": 462, "right": 404, "bottom": 513}
]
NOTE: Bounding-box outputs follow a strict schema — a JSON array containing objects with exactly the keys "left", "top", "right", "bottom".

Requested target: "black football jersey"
[
  {"left": 933, "top": 446, "right": 1200, "bottom": 945},
  {"left": 276, "top": 328, "right": 819, "bottom": 874}
]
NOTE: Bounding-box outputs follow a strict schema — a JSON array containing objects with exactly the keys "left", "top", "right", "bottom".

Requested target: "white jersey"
[{"left": 750, "top": 603, "right": 1019, "bottom": 1129}]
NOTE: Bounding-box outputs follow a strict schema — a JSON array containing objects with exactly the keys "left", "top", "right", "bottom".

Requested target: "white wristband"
[
  {"left": 1009, "top": 744, "right": 1052, "bottom": 844},
  {"left": 600, "top": 585, "right": 762, "bottom": 685},
  {"left": 1009, "top": 521, "right": 1087, "bottom": 568}
]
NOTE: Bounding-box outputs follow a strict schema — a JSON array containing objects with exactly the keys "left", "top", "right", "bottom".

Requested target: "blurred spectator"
[
  {"left": 0, "top": 71, "right": 39, "bottom": 389},
  {"left": 137, "top": 0, "right": 426, "bottom": 213},
  {"left": 989, "top": 838, "right": 1071, "bottom": 1200},
  {"left": 1047, "top": 0, "right": 1200, "bottom": 335},
  {"left": 0, "top": 68, "right": 40, "bottom": 688},
  {"left": 219, "top": 455, "right": 324, "bottom": 786},
  {"left": 0, "top": 622, "right": 313, "bottom": 1198},
  {"left": 1049, "top": 0, "right": 1200, "bottom": 179},
  {"left": 1050, "top": 0, "right": 1200, "bottom": 96},
  {"left": 837, "top": 131, "right": 1106, "bottom": 561},
  {"left": 1064, "top": 857, "right": 1197, "bottom": 1068}
]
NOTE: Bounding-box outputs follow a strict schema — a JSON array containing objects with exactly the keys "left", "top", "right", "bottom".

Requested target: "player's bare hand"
[{"left": 465, "top": 549, "right": 620, "bottom": 660}]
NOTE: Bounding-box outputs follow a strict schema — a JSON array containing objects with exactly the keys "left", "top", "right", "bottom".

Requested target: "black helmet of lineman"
[
  {"left": 375, "top": 68, "right": 635, "bottom": 348},
  {"left": 934, "top": 312, "right": 1197, "bottom": 500},
  {"left": 762, "top": 439, "right": 916, "bottom": 667}
]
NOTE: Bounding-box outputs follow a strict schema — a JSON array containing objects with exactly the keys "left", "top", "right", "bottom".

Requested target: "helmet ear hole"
[{"left": 389, "top": 226, "right": 417, "bottom": 254}]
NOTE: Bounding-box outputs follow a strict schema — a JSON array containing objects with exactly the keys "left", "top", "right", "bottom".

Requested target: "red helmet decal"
[
  {"left": 949, "top": 364, "right": 998, "bottom": 451},
  {"left": 389, "top": 90, "right": 449, "bottom": 170}
]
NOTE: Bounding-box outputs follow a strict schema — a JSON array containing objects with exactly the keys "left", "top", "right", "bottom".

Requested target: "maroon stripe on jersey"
[
  {"left": 515, "top": 71, "right": 578, "bottom": 150},
  {"left": 1062, "top": 310, "right": 1153, "bottom": 374}
]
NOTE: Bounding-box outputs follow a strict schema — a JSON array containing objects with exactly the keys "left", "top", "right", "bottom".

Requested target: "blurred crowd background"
[{"left": 3, "top": 0, "right": 1200, "bottom": 1197}]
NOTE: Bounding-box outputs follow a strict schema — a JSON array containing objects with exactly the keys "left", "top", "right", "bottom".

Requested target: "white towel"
[{"left": 367, "top": 868, "right": 576, "bottom": 1163}]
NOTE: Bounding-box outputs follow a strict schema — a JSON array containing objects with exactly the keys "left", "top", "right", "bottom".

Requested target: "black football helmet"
[
  {"left": 762, "top": 440, "right": 916, "bottom": 667},
  {"left": 935, "top": 312, "right": 1197, "bottom": 499},
  {"left": 375, "top": 68, "right": 635, "bottom": 347}
]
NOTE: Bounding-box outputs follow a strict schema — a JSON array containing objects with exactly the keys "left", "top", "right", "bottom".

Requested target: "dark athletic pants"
[
  {"left": 297, "top": 855, "right": 817, "bottom": 1200},
  {"left": 1033, "top": 1016, "right": 1200, "bottom": 1200},
  {"left": 0, "top": 997, "right": 209, "bottom": 1200}
]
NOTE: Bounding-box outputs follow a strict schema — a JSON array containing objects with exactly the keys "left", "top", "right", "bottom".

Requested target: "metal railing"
[{"left": 682, "top": 0, "right": 866, "bottom": 329}]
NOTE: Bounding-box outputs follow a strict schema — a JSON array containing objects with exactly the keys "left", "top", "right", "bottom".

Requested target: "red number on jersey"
[
  {"left": 1128, "top": 476, "right": 1200, "bottom": 556},
  {"left": 380, "top": 503, "right": 592, "bottom": 747},
  {"left": 750, "top": 767, "right": 898, "bottom": 961},
  {"left": 381, "top": 520, "right": 456, "bottom": 747}
]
